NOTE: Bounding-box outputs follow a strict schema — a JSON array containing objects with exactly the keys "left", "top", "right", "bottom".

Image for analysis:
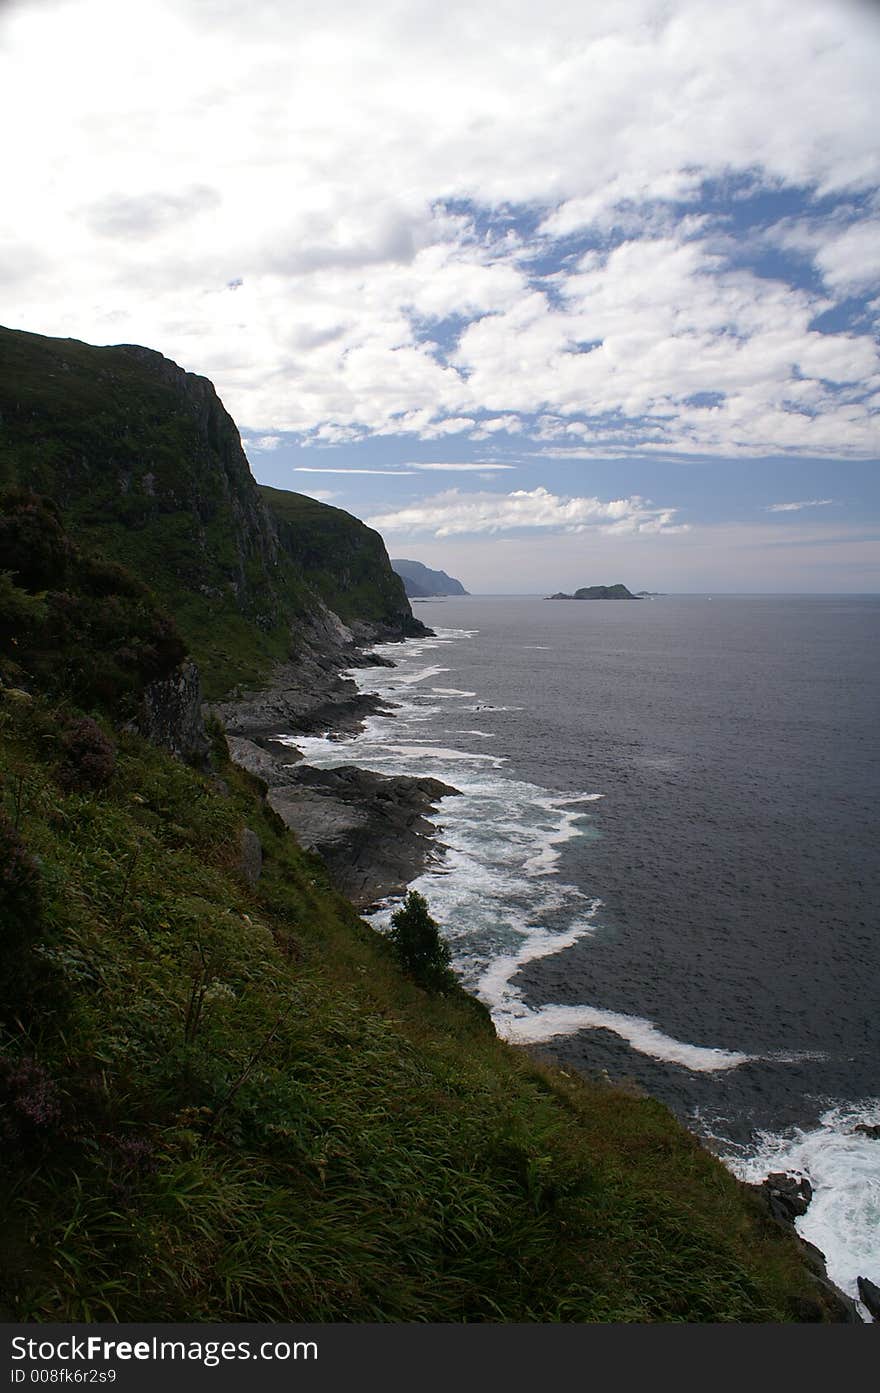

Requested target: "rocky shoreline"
[
  {"left": 210, "top": 607, "right": 459, "bottom": 910},
  {"left": 209, "top": 609, "right": 871, "bottom": 1323}
]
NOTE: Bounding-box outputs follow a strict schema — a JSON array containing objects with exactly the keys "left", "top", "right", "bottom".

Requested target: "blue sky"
[{"left": 2, "top": 0, "right": 878, "bottom": 590}]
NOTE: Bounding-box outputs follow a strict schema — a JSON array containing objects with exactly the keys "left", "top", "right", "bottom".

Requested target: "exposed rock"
[
  {"left": 137, "top": 661, "right": 210, "bottom": 766},
  {"left": 227, "top": 736, "right": 301, "bottom": 788},
  {"left": 239, "top": 827, "right": 262, "bottom": 887},
  {"left": 763, "top": 1171, "right": 813, "bottom": 1223},
  {"left": 208, "top": 602, "right": 400, "bottom": 743},
  {"left": 853, "top": 1123, "right": 880, "bottom": 1139},
  {"left": 749, "top": 1171, "right": 863, "bottom": 1322},
  {"left": 267, "top": 765, "right": 459, "bottom": 910},
  {"left": 857, "top": 1276, "right": 880, "bottom": 1319}
]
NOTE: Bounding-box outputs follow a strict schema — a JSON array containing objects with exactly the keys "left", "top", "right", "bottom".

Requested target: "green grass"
[{"left": 0, "top": 693, "right": 836, "bottom": 1322}]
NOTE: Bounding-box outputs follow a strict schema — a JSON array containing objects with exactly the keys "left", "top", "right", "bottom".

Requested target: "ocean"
[{"left": 287, "top": 593, "right": 880, "bottom": 1312}]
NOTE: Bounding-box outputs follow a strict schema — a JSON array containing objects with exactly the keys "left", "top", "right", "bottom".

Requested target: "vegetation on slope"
[
  {"left": 0, "top": 326, "right": 419, "bottom": 699},
  {"left": 258, "top": 485, "right": 417, "bottom": 633},
  {"left": 0, "top": 500, "right": 839, "bottom": 1323}
]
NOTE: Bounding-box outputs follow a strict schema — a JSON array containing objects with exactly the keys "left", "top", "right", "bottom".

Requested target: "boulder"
[
  {"left": 857, "top": 1276, "right": 880, "bottom": 1320},
  {"left": 764, "top": 1172, "right": 813, "bottom": 1223}
]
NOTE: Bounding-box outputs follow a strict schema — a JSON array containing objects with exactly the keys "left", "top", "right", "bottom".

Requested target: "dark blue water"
[
  {"left": 291, "top": 593, "right": 880, "bottom": 1298},
  {"left": 436, "top": 595, "right": 879, "bottom": 1133}
]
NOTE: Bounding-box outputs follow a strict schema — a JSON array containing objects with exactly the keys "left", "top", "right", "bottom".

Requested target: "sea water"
[{"left": 284, "top": 594, "right": 880, "bottom": 1312}]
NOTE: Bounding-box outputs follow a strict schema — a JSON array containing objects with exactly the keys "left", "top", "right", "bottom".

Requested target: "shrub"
[
  {"left": 0, "top": 490, "right": 73, "bottom": 592},
  {"left": 387, "top": 890, "right": 455, "bottom": 992},
  {"left": 57, "top": 716, "right": 116, "bottom": 792},
  {"left": 0, "top": 1055, "right": 62, "bottom": 1146}
]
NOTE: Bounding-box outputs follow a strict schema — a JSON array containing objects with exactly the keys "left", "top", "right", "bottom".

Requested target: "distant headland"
[
  {"left": 391, "top": 558, "right": 469, "bottom": 597},
  {"left": 548, "top": 583, "right": 640, "bottom": 600}
]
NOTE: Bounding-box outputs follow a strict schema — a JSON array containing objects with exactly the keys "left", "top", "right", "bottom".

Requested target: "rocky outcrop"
[
  {"left": 762, "top": 1172, "right": 813, "bottom": 1223},
  {"left": 209, "top": 603, "right": 397, "bottom": 741},
  {"left": 857, "top": 1276, "right": 880, "bottom": 1319},
  {"left": 268, "top": 764, "right": 459, "bottom": 910},
  {"left": 215, "top": 624, "right": 459, "bottom": 909},
  {"left": 136, "top": 661, "right": 210, "bottom": 766},
  {"left": 750, "top": 1172, "right": 863, "bottom": 1322}
]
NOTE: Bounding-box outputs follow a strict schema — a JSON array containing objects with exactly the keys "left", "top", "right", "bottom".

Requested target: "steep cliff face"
[
  {"left": 260, "top": 485, "right": 421, "bottom": 640},
  {"left": 0, "top": 325, "right": 425, "bottom": 694}
]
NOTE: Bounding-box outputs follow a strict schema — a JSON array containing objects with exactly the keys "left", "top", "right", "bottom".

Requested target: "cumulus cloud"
[
  {"left": 765, "top": 498, "right": 835, "bottom": 512},
  {"left": 83, "top": 185, "right": 221, "bottom": 239},
  {"left": 401, "top": 461, "right": 517, "bottom": 472},
  {"left": 368, "top": 486, "right": 688, "bottom": 538},
  {"left": 293, "top": 466, "right": 416, "bottom": 475},
  {"left": 1, "top": 0, "right": 879, "bottom": 458}
]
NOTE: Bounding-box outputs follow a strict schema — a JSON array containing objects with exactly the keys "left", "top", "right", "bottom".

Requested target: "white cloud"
[
  {"left": 244, "top": 434, "right": 282, "bottom": 452},
  {"left": 368, "top": 485, "right": 688, "bottom": 538},
  {"left": 402, "top": 461, "right": 517, "bottom": 472},
  {"left": 765, "top": 498, "right": 835, "bottom": 512},
  {"left": 293, "top": 466, "right": 416, "bottom": 475},
  {"left": 1, "top": 0, "right": 879, "bottom": 457}
]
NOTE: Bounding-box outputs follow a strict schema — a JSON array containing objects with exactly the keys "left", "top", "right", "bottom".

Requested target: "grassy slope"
[{"left": 0, "top": 693, "right": 827, "bottom": 1322}]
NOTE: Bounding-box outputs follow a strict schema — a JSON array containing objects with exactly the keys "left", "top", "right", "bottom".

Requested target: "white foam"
[
  {"left": 722, "top": 1101, "right": 880, "bottom": 1315},
  {"left": 503, "top": 1005, "right": 754, "bottom": 1071},
  {"left": 382, "top": 743, "right": 507, "bottom": 766},
  {"left": 295, "top": 620, "right": 879, "bottom": 1317},
  {"left": 290, "top": 626, "right": 762, "bottom": 1083}
]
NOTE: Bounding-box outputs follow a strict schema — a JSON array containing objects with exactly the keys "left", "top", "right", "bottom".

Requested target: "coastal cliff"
[
  {"left": 0, "top": 325, "right": 855, "bottom": 1323},
  {"left": 0, "top": 325, "right": 427, "bottom": 698}
]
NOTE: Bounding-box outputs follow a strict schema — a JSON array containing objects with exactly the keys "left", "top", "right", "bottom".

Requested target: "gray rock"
[
  {"left": 239, "top": 827, "right": 262, "bottom": 887},
  {"left": 857, "top": 1276, "right": 880, "bottom": 1319},
  {"left": 227, "top": 735, "right": 300, "bottom": 788},
  {"left": 764, "top": 1171, "right": 813, "bottom": 1221},
  {"left": 267, "top": 765, "right": 459, "bottom": 910},
  {"left": 136, "top": 661, "right": 210, "bottom": 766}
]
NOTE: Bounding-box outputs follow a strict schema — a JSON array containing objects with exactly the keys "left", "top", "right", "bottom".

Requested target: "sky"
[{"left": 1, "top": 0, "right": 879, "bottom": 592}]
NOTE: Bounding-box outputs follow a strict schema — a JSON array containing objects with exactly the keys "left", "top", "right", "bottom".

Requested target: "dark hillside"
[
  {"left": 0, "top": 327, "right": 422, "bottom": 696},
  {"left": 259, "top": 485, "right": 417, "bottom": 637}
]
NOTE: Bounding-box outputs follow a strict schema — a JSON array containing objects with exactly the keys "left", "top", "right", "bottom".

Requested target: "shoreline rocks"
[
  {"left": 211, "top": 611, "right": 458, "bottom": 909},
  {"left": 748, "top": 1171, "right": 863, "bottom": 1322}
]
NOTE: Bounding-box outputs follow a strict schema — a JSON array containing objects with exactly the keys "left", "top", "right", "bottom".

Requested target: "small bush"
[
  {"left": 387, "top": 890, "right": 455, "bottom": 992},
  {"left": 57, "top": 717, "right": 116, "bottom": 792},
  {"left": 0, "top": 1055, "right": 62, "bottom": 1146},
  {"left": 0, "top": 491, "right": 73, "bottom": 592}
]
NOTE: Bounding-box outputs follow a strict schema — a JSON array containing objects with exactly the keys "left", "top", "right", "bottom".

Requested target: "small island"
[{"left": 548, "top": 583, "right": 640, "bottom": 600}]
